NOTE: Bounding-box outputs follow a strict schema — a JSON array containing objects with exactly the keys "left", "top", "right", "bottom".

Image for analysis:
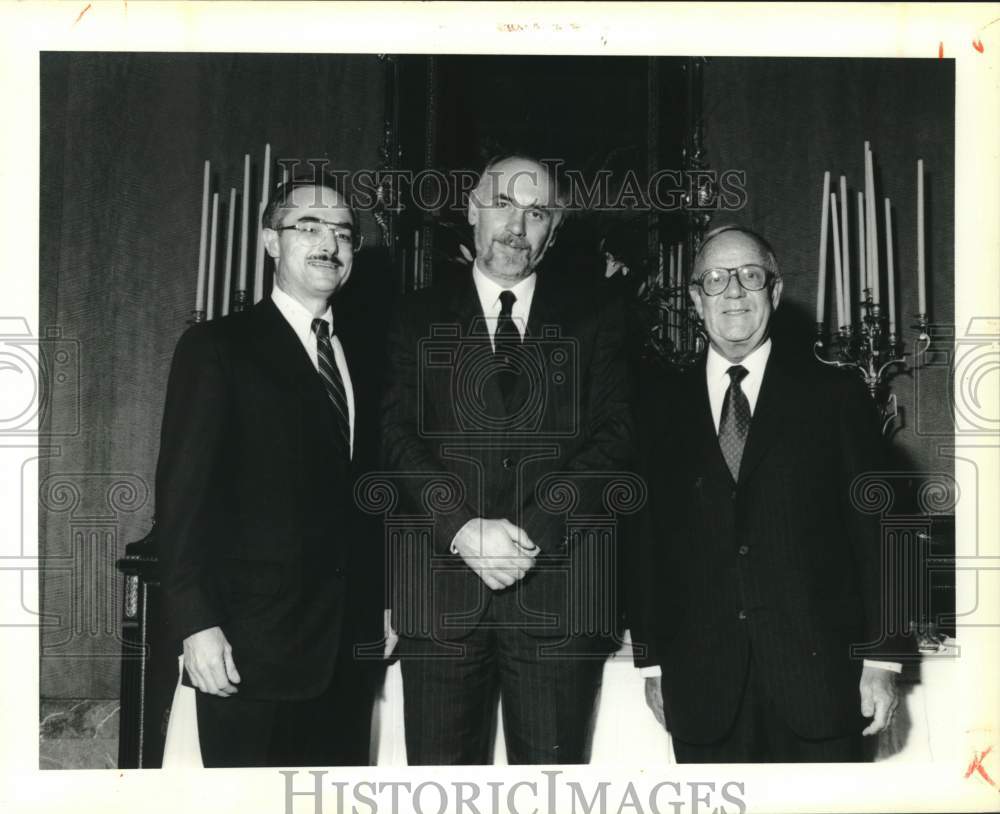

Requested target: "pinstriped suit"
[
  {"left": 381, "top": 268, "right": 634, "bottom": 763},
  {"left": 632, "top": 345, "right": 905, "bottom": 754}
]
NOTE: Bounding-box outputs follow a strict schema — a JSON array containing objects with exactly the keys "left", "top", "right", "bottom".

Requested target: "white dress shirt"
[
  {"left": 638, "top": 337, "right": 899, "bottom": 676},
  {"left": 472, "top": 262, "right": 537, "bottom": 348},
  {"left": 270, "top": 283, "right": 355, "bottom": 458}
]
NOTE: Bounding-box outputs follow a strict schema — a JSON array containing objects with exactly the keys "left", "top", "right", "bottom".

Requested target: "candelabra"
[{"left": 813, "top": 290, "right": 930, "bottom": 435}]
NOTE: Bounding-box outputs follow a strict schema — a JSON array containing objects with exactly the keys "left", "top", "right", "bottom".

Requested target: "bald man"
[
  {"left": 382, "top": 155, "right": 633, "bottom": 764},
  {"left": 632, "top": 225, "right": 905, "bottom": 763}
]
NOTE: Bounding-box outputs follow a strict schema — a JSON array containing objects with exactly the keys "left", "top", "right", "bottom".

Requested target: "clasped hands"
[{"left": 451, "top": 517, "right": 540, "bottom": 591}]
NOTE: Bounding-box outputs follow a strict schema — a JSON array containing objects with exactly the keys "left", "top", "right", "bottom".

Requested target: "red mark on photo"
[
  {"left": 75, "top": 3, "right": 92, "bottom": 25},
  {"left": 938, "top": 42, "right": 944, "bottom": 59},
  {"left": 965, "top": 745, "right": 995, "bottom": 786},
  {"left": 973, "top": 38, "right": 985, "bottom": 53}
]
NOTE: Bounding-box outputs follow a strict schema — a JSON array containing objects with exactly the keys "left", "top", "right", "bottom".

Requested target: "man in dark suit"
[
  {"left": 632, "top": 225, "right": 903, "bottom": 762},
  {"left": 155, "top": 174, "right": 385, "bottom": 767},
  {"left": 381, "top": 155, "right": 633, "bottom": 764}
]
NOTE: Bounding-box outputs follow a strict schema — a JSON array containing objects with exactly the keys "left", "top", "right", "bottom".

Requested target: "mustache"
[
  {"left": 497, "top": 233, "right": 530, "bottom": 250},
  {"left": 307, "top": 253, "right": 344, "bottom": 267}
]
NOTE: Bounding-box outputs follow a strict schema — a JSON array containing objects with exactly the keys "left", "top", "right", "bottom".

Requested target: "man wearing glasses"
[
  {"left": 631, "top": 225, "right": 903, "bottom": 762},
  {"left": 156, "top": 173, "right": 384, "bottom": 766}
]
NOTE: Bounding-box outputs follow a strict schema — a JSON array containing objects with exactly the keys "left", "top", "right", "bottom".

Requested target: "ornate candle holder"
[
  {"left": 813, "top": 290, "right": 930, "bottom": 435},
  {"left": 231, "top": 289, "right": 249, "bottom": 313},
  {"left": 189, "top": 309, "right": 206, "bottom": 325}
]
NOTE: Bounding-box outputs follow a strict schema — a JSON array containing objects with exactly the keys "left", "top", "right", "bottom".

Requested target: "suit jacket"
[
  {"left": 380, "top": 268, "right": 634, "bottom": 646},
  {"left": 155, "top": 298, "right": 383, "bottom": 700},
  {"left": 631, "top": 343, "right": 907, "bottom": 742}
]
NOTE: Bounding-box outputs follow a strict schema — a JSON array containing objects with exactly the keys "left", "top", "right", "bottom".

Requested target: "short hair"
[
  {"left": 691, "top": 224, "right": 780, "bottom": 281},
  {"left": 472, "top": 153, "right": 571, "bottom": 225},
  {"left": 261, "top": 168, "right": 358, "bottom": 238}
]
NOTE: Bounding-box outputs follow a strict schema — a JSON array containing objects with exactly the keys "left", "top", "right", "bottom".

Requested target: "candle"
[
  {"left": 677, "top": 242, "right": 683, "bottom": 283},
  {"left": 195, "top": 160, "right": 210, "bottom": 312},
  {"left": 261, "top": 142, "right": 271, "bottom": 204},
  {"left": 221, "top": 188, "right": 236, "bottom": 317},
  {"left": 668, "top": 242, "right": 675, "bottom": 288},
  {"left": 206, "top": 192, "right": 219, "bottom": 319},
  {"left": 884, "top": 197, "right": 896, "bottom": 334},
  {"left": 253, "top": 200, "right": 266, "bottom": 303},
  {"left": 865, "top": 148, "right": 880, "bottom": 305},
  {"left": 816, "top": 171, "right": 831, "bottom": 325},
  {"left": 857, "top": 191, "right": 867, "bottom": 297},
  {"left": 917, "top": 159, "right": 926, "bottom": 314},
  {"left": 830, "top": 193, "right": 844, "bottom": 328},
  {"left": 839, "top": 176, "right": 852, "bottom": 326},
  {"left": 238, "top": 153, "right": 250, "bottom": 291}
]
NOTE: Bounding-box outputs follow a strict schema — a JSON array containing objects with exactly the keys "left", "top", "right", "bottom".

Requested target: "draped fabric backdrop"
[
  {"left": 703, "top": 57, "right": 954, "bottom": 477},
  {"left": 39, "top": 52, "right": 386, "bottom": 700}
]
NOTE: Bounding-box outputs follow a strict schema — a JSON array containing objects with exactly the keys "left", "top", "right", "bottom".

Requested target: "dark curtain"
[
  {"left": 39, "top": 52, "right": 386, "bottom": 699},
  {"left": 703, "top": 57, "right": 954, "bottom": 476}
]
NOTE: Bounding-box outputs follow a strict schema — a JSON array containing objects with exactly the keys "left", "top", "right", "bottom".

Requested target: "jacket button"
[
  {"left": 502, "top": 457, "right": 514, "bottom": 470},
  {"left": 737, "top": 609, "right": 748, "bottom": 621},
  {"left": 731, "top": 489, "right": 737, "bottom": 499},
  {"left": 738, "top": 544, "right": 750, "bottom": 556},
  {"left": 334, "top": 567, "right": 345, "bottom": 577}
]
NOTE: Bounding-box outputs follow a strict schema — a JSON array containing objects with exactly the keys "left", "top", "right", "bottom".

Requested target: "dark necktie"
[
  {"left": 494, "top": 289, "right": 521, "bottom": 398},
  {"left": 311, "top": 318, "right": 351, "bottom": 459},
  {"left": 718, "top": 364, "right": 751, "bottom": 482}
]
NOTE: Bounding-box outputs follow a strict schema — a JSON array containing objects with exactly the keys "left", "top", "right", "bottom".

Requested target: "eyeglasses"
[
  {"left": 276, "top": 219, "right": 360, "bottom": 250},
  {"left": 693, "top": 265, "right": 772, "bottom": 296}
]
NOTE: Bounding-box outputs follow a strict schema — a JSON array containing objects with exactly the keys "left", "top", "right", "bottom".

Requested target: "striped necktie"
[
  {"left": 311, "top": 318, "right": 350, "bottom": 458},
  {"left": 718, "top": 364, "right": 750, "bottom": 482}
]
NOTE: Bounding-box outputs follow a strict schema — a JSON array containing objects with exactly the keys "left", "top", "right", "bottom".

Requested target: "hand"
[
  {"left": 451, "top": 518, "right": 540, "bottom": 591},
  {"left": 644, "top": 675, "right": 665, "bottom": 728},
  {"left": 383, "top": 608, "right": 398, "bottom": 660},
  {"left": 183, "top": 626, "right": 241, "bottom": 697},
  {"left": 860, "top": 665, "right": 898, "bottom": 735}
]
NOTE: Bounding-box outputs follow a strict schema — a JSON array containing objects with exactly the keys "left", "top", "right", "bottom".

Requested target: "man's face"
[
  {"left": 262, "top": 185, "right": 355, "bottom": 303},
  {"left": 468, "top": 158, "right": 562, "bottom": 285},
  {"left": 689, "top": 231, "right": 783, "bottom": 362}
]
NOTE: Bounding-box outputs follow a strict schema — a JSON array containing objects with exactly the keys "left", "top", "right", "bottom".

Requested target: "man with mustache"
[
  {"left": 381, "top": 155, "right": 633, "bottom": 764},
  {"left": 632, "top": 225, "right": 904, "bottom": 762},
  {"left": 155, "top": 173, "right": 385, "bottom": 766}
]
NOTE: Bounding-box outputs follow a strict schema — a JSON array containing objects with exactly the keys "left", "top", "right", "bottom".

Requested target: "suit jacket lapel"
[
  {"left": 737, "top": 348, "right": 795, "bottom": 486},
  {"left": 248, "top": 299, "right": 341, "bottom": 455},
  {"left": 446, "top": 271, "right": 506, "bottom": 420},
  {"left": 688, "top": 356, "right": 734, "bottom": 487}
]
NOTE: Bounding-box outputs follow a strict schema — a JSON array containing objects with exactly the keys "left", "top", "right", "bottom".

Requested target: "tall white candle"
[
  {"left": 254, "top": 200, "right": 266, "bottom": 303},
  {"left": 839, "top": 176, "right": 852, "bottom": 326},
  {"left": 857, "top": 191, "right": 867, "bottom": 297},
  {"left": 884, "top": 197, "right": 896, "bottom": 334},
  {"left": 195, "top": 160, "right": 210, "bottom": 312},
  {"left": 865, "top": 148, "right": 880, "bottom": 305},
  {"left": 830, "top": 193, "right": 845, "bottom": 328},
  {"left": 206, "top": 192, "right": 219, "bottom": 319},
  {"left": 917, "top": 159, "right": 926, "bottom": 314},
  {"left": 221, "top": 187, "right": 236, "bottom": 317},
  {"left": 238, "top": 153, "right": 250, "bottom": 291},
  {"left": 262, "top": 143, "right": 271, "bottom": 204},
  {"left": 816, "top": 171, "right": 831, "bottom": 325},
  {"left": 667, "top": 243, "right": 675, "bottom": 288}
]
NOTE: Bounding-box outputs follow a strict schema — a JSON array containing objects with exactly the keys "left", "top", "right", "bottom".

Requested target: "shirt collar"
[
  {"left": 472, "top": 261, "right": 537, "bottom": 316},
  {"left": 706, "top": 337, "right": 772, "bottom": 381},
  {"left": 270, "top": 282, "right": 333, "bottom": 341}
]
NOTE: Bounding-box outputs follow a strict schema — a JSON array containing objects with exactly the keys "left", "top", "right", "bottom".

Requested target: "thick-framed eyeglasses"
[
  {"left": 693, "top": 264, "right": 772, "bottom": 296},
  {"left": 276, "top": 219, "right": 361, "bottom": 250}
]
